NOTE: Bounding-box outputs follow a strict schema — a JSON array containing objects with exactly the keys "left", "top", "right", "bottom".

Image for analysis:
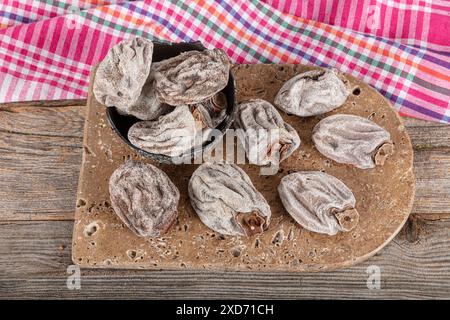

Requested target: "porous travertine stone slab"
[{"left": 72, "top": 64, "right": 415, "bottom": 271}]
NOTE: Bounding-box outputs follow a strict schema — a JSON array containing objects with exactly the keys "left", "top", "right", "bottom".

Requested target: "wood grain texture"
[
  {"left": 0, "top": 105, "right": 449, "bottom": 221},
  {"left": 403, "top": 118, "right": 450, "bottom": 150},
  {"left": 0, "top": 218, "right": 448, "bottom": 299},
  {"left": 0, "top": 99, "right": 86, "bottom": 108},
  {"left": 413, "top": 150, "right": 450, "bottom": 214},
  {"left": 0, "top": 105, "right": 84, "bottom": 221}
]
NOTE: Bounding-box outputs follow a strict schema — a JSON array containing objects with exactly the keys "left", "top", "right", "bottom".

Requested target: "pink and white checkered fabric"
[
  {"left": 263, "top": 0, "right": 450, "bottom": 54},
  {"left": 0, "top": 0, "right": 449, "bottom": 123},
  {"left": 0, "top": 1, "right": 117, "bottom": 29}
]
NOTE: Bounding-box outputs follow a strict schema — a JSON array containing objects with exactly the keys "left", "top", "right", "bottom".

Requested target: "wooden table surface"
[{"left": 0, "top": 99, "right": 449, "bottom": 299}]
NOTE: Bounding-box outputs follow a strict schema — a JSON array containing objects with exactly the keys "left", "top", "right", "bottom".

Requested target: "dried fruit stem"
[
  {"left": 333, "top": 208, "right": 359, "bottom": 232},
  {"left": 279, "top": 140, "right": 291, "bottom": 160},
  {"left": 236, "top": 211, "right": 267, "bottom": 236},
  {"left": 374, "top": 142, "right": 394, "bottom": 166}
]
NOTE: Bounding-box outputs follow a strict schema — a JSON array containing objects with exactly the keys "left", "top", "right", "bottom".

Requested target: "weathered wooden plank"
[
  {"left": 0, "top": 105, "right": 84, "bottom": 220},
  {"left": 403, "top": 118, "right": 450, "bottom": 150},
  {"left": 0, "top": 105, "right": 85, "bottom": 138},
  {"left": 0, "top": 105, "right": 449, "bottom": 221},
  {"left": 413, "top": 150, "right": 450, "bottom": 214},
  {"left": 0, "top": 99, "right": 86, "bottom": 108},
  {"left": 0, "top": 218, "right": 448, "bottom": 299}
]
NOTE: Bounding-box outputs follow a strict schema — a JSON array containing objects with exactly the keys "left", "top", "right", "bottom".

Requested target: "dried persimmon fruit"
[
  {"left": 154, "top": 49, "right": 230, "bottom": 105},
  {"left": 109, "top": 160, "right": 180, "bottom": 237},
  {"left": 127, "top": 106, "right": 197, "bottom": 157},
  {"left": 234, "top": 99, "right": 300, "bottom": 166},
  {"left": 94, "top": 37, "right": 153, "bottom": 112},
  {"left": 274, "top": 69, "right": 349, "bottom": 116},
  {"left": 278, "top": 171, "right": 359, "bottom": 235},
  {"left": 188, "top": 162, "right": 271, "bottom": 237},
  {"left": 312, "top": 114, "right": 394, "bottom": 169}
]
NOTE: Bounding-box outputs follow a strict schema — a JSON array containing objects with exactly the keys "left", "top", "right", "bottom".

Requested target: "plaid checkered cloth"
[
  {"left": 0, "top": 0, "right": 449, "bottom": 122},
  {"left": 264, "top": 0, "right": 450, "bottom": 54}
]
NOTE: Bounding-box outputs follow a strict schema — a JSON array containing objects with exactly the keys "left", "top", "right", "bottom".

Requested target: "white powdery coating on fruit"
[
  {"left": 312, "top": 114, "right": 392, "bottom": 169},
  {"left": 154, "top": 49, "right": 230, "bottom": 105},
  {"left": 109, "top": 160, "right": 180, "bottom": 237},
  {"left": 274, "top": 69, "right": 349, "bottom": 116},
  {"left": 94, "top": 37, "right": 153, "bottom": 110},
  {"left": 278, "top": 171, "right": 356, "bottom": 236},
  {"left": 188, "top": 162, "right": 272, "bottom": 236},
  {"left": 121, "top": 66, "right": 173, "bottom": 120},
  {"left": 234, "top": 99, "right": 301, "bottom": 166},
  {"left": 128, "top": 105, "right": 198, "bottom": 157}
]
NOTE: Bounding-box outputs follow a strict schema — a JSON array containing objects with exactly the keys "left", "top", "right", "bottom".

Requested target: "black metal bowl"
[{"left": 106, "top": 41, "right": 236, "bottom": 164}]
